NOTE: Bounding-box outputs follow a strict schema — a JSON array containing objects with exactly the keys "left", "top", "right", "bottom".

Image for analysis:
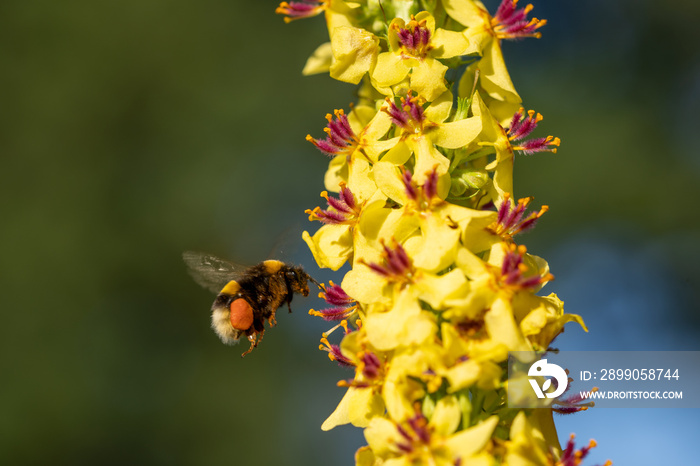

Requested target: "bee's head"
[{"left": 285, "top": 265, "right": 315, "bottom": 297}]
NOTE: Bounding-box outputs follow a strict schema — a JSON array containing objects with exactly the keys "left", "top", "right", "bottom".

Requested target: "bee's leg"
[
  {"left": 268, "top": 312, "right": 277, "bottom": 327},
  {"left": 241, "top": 330, "right": 263, "bottom": 358}
]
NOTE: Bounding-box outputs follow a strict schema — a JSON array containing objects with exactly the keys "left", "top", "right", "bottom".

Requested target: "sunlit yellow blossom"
[
  {"left": 505, "top": 411, "right": 611, "bottom": 466},
  {"left": 321, "top": 331, "right": 386, "bottom": 430},
  {"left": 363, "top": 404, "right": 499, "bottom": 466},
  {"left": 443, "top": 0, "right": 541, "bottom": 123},
  {"left": 310, "top": 104, "right": 396, "bottom": 197},
  {"left": 370, "top": 12, "right": 469, "bottom": 101},
  {"left": 370, "top": 165, "right": 483, "bottom": 272},
  {"left": 362, "top": 290, "right": 437, "bottom": 351},
  {"left": 376, "top": 91, "right": 482, "bottom": 184},
  {"left": 303, "top": 184, "right": 360, "bottom": 270},
  {"left": 513, "top": 292, "right": 587, "bottom": 351}
]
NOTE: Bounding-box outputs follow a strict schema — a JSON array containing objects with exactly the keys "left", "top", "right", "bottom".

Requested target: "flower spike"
[{"left": 277, "top": 0, "right": 602, "bottom": 463}]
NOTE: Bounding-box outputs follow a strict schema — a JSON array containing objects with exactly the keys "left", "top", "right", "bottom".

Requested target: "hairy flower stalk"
[{"left": 279, "top": 0, "right": 611, "bottom": 464}]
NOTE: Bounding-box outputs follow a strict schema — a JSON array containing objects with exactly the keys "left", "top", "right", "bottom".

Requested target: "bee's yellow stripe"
[
  {"left": 262, "top": 260, "right": 284, "bottom": 274},
  {"left": 220, "top": 280, "right": 241, "bottom": 295}
]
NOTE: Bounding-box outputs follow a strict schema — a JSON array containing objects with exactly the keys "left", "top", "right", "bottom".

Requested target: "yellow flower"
[
  {"left": 376, "top": 91, "right": 482, "bottom": 184},
  {"left": 505, "top": 411, "right": 612, "bottom": 466},
  {"left": 513, "top": 292, "right": 587, "bottom": 351},
  {"left": 371, "top": 12, "right": 469, "bottom": 101},
  {"left": 321, "top": 331, "right": 387, "bottom": 430},
  {"left": 362, "top": 290, "right": 437, "bottom": 352},
  {"left": 504, "top": 411, "right": 555, "bottom": 466},
  {"left": 443, "top": 0, "right": 546, "bottom": 124},
  {"left": 460, "top": 94, "right": 561, "bottom": 205},
  {"left": 307, "top": 104, "right": 396, "bottom": 198},
  {"left": 363, "top": 402, "right": 499, "bottom": 466},
  {"left": 303, "top": 183, "right": 361, "bottom": 270}
]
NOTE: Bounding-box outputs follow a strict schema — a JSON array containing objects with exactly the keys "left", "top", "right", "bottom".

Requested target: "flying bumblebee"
[{"left": 183, "top": 251, "right": 319, "bottom": 357}]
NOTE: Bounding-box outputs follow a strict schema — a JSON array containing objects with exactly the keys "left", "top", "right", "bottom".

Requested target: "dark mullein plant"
[{"left": 276, "top": 1, "right": 612, "bottom": 464}]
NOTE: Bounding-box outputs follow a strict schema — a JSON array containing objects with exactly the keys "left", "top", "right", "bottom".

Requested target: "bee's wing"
[{"left": 182, "top": 251, "right": 246, "bottom": 294}]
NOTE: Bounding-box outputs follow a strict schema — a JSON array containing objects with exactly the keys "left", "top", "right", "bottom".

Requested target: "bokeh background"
[{"left": 2, "top": 1, "right": 699, "bottom": 464}]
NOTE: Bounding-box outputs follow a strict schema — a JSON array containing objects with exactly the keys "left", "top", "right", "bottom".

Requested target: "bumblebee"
[{"left": 183, "top": 251, "right": 318, "bottom": 357}]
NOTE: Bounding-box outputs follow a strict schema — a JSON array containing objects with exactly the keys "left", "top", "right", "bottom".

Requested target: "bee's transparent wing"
[{"left": 182, "top": 251, "right": 245, "bottom": 294}]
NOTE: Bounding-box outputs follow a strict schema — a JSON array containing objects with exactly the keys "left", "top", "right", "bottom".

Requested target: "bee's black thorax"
[{"left": 220, "top": 262, "right": 310, "bottom": 323}]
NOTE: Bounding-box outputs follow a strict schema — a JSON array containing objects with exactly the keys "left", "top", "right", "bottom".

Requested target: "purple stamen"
[
  {"left": 423, "top": 168, "right": 438, "bottom": 200},
  {"left": 492, "top": 0, "right": 547, "bottom": 39},
  {"left": 403, "top": 170, "right": 418, "bottom": 200},
  {"left": 307, "top": 109, "right": 358, "bottom": 157},
  {"left": 276, "top": 0, "right": 327, "bottom": 22}
]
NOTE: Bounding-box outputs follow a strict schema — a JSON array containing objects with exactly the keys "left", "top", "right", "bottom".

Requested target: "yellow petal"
[
  {"left": 348, "top": 156, "right": 378, "bottom": 202},
  {"left": 445, "top": 416, "right": 498, "bottom": 459},
  {"left": 303, "top": 41, "right": 332, "bottom": 75},
  {"left": 433, "top": 116, "right": 482, "bottom": 149},
  {"left": 431, "top": 29, "right": 469, "bottom": 59},
  {"left": 505, "top": 412, "right": 551, "bottom": 466},
  {"left": 383, "top": 372, "right": 426, "bottom": 421},
  {"left": 410, "top": 214, "right": 461, "bottom": 272},
  {"left": 348, "top": 103, "right": 380, "bottom": 134},
  {"left": 324, "top": 154, "right": 348, "bottom": 192},
  {"left": 373, "top": 161, "right": 409, "bottom": 205},
  {"left": 330, "top": 27, "right": 379, "bottom": 84},
  {"left": 430, "top": 395, "right": 461, "bottom": 437},
  {"left": 358, "top": 199, "right": 420, "bottom": 245},
  {"left": 302, "top": 225, "right": 352, "bottom": 271},
  {"left": 321, "top": 387, "right": 384, "bottom": 430},
  {"left": 372, "top": 52, "right": 409, "bottom": 88},
  {"left": 409, "top": 57, "right": 448, "bottom": 102},
  {"left": 381, "top": 140, "right": 412, "bottom": 166},
  {"left": 442, "top": 0, "right": 488, "bottom": 28},
  {"left": 407, "top": 136, "right": 450, "bottom": 183},
  {"left": 342, "top": 266, "right": 388, "bottom": 304},
  {"left": 364, "top": 289, "right": 436, "bottom": 350},
  {"left": 354, "top": 446, "right": 375, "bottom": 466},
  {"left": 424, "top": 90, "right": 454, "bottom": 124},
  {"left": 461, "top": 210, "right": 498, "bottom": 253},
  {"left": 417, "top": 269, "right": 469, "bottom": 310},
  {"left": 444, "top": 359, "right": 481, "bottom": 392},
  {"left": 364, "top": 417, "right": 402, "bottom": 456},
  {"left": 478, "top": 39, "right": 520, "bottom": 104},
  {"left": 485, "top": 298, "right": 531, "bottom": 352}
]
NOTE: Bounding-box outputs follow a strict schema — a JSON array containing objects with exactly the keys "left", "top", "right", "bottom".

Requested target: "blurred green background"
[{"left": 1, "top": 1, "right": 699, "bottom": 465}]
